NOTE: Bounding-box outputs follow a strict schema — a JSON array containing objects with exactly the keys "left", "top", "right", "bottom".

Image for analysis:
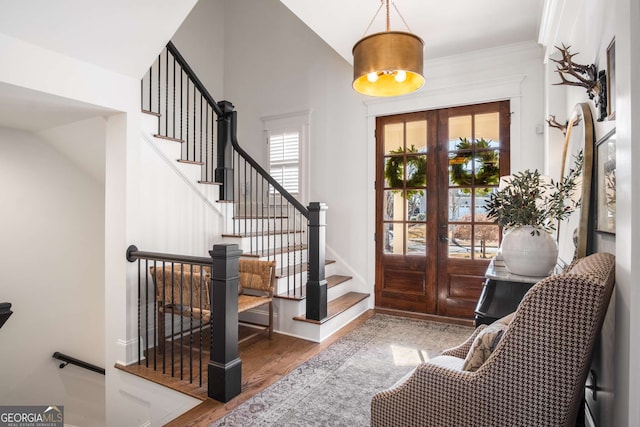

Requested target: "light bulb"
[
  {"left": 367, "top": 72, "right": 379, "bottom": 83},
  {"left": 394, "top": 70, "right": 407, "bottom": 82}
]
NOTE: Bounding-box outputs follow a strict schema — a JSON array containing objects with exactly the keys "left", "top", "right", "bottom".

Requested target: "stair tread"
[
  {"left": 233, "top": 215, "right": 289, "bottom": 219},
  {"left": 293, "top": 292, "right": 369, "bottom": 325},
  {"left": 178, "top": 159, "right": 205, "bottom": 166},
  {"left": 141, "top": 109, "right": 161, "bottom": 117},
  {"left": 275, "top": 274, "right": 353, "bottom": 301},
  {"left": 198, "top": 180, "right": 222, "bottom": 185},
  {"left": 327, "top": 275, "right": 352, "bottom": 287},
  {"left": 222, "top": 229, "right": 305, "bottom": 238},
  {"left": 154, "top": 134, "right": 185, "bottom": 143},
  {"left": 275, "top": 259, "right": 335, "bottom": 278},
  {"left": 242, "top": 244, "right": 307, "bottom": 258}
]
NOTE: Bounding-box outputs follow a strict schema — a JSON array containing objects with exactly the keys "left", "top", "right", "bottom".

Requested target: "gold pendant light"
[{"left": 352, "top": 0, "right": 424, "bottom": 97}]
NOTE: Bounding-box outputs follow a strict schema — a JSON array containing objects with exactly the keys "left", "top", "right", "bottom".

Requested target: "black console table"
[{"left": 474, "top": 258, "right": 549, "bottom": 326}]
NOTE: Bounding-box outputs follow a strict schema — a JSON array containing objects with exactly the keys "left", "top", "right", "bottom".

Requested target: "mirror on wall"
[{"left": 557, "top": 102, "right": 595, "bottom": 269}]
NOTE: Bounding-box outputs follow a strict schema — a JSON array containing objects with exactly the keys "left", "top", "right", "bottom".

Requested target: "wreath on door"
[
  {"left": 449, "top": 138, "right": 500, "bottom": 187},
  {"left": 384, "top": 145, "right": 427, "bottom": 199}
]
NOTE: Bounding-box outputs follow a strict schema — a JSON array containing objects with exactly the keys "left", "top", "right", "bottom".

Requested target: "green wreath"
[
  {"left": 449, "top": 138, "right": 500, "bottom": 189},
  {"left": 384, "top": 145, "right": 427, "bottom": 199}
]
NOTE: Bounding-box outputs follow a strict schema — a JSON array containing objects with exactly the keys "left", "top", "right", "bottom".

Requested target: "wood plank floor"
[{"left": 117, "top": 310, "right": 376, "bottom": 427}]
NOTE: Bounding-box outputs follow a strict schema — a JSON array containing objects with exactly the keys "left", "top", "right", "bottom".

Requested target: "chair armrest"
[
  {"left": 371, "top": 360, "right": 475, "bottom": 427},
  {"left": 440, "top": 324, "right": 486, "bottom": 359}
]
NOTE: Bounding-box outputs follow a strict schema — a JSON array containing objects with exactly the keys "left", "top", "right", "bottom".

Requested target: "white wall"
[
  {"left": 0, "top": 22, "right": 205, "bottom": 426},
  {"left": 221, "top": 0, "right": 370, "bottom": 291},
  {"left": 542, "top": 0, "right": 640, "bottom": 425},
  {"left": 171, "top": 0, "right": 226, "bottom": 101},
  {"left": 614, "top": 0, "right": 640, "bottom": 425},
  {"left": 135, "top": 129, "right": 224, "bottom": 256},
  {"left": 216, "top": 0, "right": 545, "bottom": 296},
  {"left": 37, "top": 116, "right": 108, "bottom": 184},
  {"left": 0, "top": 127, "right": 105, "bottom": 426}
]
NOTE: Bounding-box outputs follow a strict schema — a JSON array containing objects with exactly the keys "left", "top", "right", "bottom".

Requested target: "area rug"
[{"left": 209, "top": 314, "right": 473, "bottom": 427}]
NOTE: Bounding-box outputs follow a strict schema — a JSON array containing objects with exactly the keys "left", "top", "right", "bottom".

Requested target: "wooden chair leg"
[
  {"left": 157, "top": 305, "right": 165, "bottom": 353},
  {"left": 268, "top": 302, "right": 273, "bottom": 339}
]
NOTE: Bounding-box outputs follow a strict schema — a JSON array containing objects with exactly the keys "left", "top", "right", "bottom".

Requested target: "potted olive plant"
[{"left": 484, "top": 151, "right": 583, "bottom": 276}]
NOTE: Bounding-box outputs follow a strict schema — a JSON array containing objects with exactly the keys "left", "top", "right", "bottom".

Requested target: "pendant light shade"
[
  {"left": 352, "top": 31, "right": 424, "bottom": 97},
  {"left": 352, "top": 1, "right": 424, "bottom": 97}
]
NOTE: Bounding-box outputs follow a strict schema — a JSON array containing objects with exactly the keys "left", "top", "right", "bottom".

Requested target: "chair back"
[
  {"left": 238, "top": 259, "right": 276, "bottom": 297},
  {"left": 481, "top": 252, "right": 615, "bottom": 426},
  {"left": 149, "top": 264, "right": 211, "bottom": 311}
]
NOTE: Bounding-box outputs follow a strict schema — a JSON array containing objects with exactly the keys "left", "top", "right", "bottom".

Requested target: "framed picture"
[
  {"left": 595, "top": 128, "right": 616, "bottom": 233},
  {"left": 606, "top": 38, "right": 616, "bottom": 120}
]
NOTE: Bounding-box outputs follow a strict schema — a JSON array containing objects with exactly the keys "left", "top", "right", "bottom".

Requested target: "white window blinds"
[{"left": 269, "top": 130, "right": 300, "bottom": 194}]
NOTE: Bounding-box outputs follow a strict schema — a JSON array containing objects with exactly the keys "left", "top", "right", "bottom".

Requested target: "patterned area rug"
[{"left": 209, "top": 314, "right": 473, "bottom": 427}]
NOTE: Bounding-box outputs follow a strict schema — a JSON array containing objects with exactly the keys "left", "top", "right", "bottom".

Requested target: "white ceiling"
[
  {"left": 0, "top": 0, "right": 545, "bottom": 133},
  {"left": 0, "top": 0, "right": 196, "bottom": 132},
  {"left": 0, "top": 0, "right": 197, "bottom": 79},
  {"left": 0, "top": 82, "right": 114, "bottom": 132},
  {"left": 280, "top": 0, "right": 545, "bottom": 64}
]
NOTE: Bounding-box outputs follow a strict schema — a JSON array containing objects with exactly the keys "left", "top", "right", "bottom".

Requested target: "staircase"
[{"left": 140, "top": 42, "right": 369, "bottom": 343}]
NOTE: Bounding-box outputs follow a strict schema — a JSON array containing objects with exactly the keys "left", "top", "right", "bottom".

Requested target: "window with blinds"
[{"left": 269, "top": 130, "right": 300, "bottom": 194}]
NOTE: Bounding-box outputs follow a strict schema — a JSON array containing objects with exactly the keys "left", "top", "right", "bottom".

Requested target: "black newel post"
[
  {"left": 215, "top": 100, "right": 235, "bottom": 202},
  {"left": 306, "top": 202, "right": 328, "bottom": 321},
  {"left": 208, "top": 243, "right": 242, "bottom": 402}
]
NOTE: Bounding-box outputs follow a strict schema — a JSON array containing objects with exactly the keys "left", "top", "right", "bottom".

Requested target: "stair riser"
[
  {"left": 271, "top": 295, "right": 370, "bottom": 343},
  {"left": 221, "top": 233, "right": 305, "bottom": 252},
  {"left": 273, "top": 263, "right": 337, "bottom": 296},
  {"left": 234, "top": 202, "right": 298, "bottom": 218},
  {"left": 231, "top": 218, "right": 306, "bottom": 234},
  {"left": 317, "top": 297, "right": 370, "bottom": 342},
  {"left": 327, "top": 278, "right": 352, "bottom": 300},
  {"left": 250, "top": 249, "right": 308, "bottom": 264},
  {"left": 275, "top": 274, "right": 307, "bottom": 297}
]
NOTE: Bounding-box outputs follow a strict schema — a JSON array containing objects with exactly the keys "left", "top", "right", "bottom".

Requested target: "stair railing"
[
  {"left": 141, "top": 41, "right": 220, "bottom": 184},
  {"left": 126, "top": 244, "right": 242, "bottom": 402},
  {"left": 52, "top": 352, "right": 105, "bottom": 375},
  {"left": 140, "top": 42, "right": 327, "bottom": 321}
]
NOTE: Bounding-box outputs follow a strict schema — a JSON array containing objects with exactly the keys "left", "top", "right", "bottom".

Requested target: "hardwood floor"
[{"left": 116, "top": 310, "right": 376, "bottom": 426}]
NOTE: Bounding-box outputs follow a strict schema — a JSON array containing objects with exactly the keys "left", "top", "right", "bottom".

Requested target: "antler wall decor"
[
  {"left": 546, "top": 115, "right": 568, "bottom": 135},
  {"left": 551, "top": 44, "right": 608, "bottom": 121}
]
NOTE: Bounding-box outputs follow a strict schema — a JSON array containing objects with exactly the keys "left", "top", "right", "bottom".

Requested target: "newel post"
[
  {"left": 306, "top": 202, "right": 328, "bottom": 321},
  {"left": 208, "top": 243, "right": 242, "bottom": 402},
  {"left": 215, "top": 100, "right": 235, "bottom": 202}
]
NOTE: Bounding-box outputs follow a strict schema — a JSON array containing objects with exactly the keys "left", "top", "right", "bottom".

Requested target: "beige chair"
[
  {"left": 150, "top": 258, "right": 276, "bottom": 351},
  {"left": 371, "top": 252, "right": 615, "bottom": 427}
]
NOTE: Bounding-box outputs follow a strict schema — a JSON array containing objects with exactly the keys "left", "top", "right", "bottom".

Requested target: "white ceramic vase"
[{"left": 501, "top": 225, "right": 558, "bottom": 277}]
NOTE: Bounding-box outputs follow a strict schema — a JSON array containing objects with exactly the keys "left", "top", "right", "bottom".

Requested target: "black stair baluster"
[
  {"left": 180, "top": 70, "right": 183, "bottom": 143},
  {"left": 172, "top": 53, "right": 176, "bottom": 140},
  {"left": 199, "top": 96, "right": 203, "bottom": 165},
  {"left": 192, "top": 85, "right": 196, "bottom": 162},
  {"left": 137, "top": 258, "right": 141, "bottom": 365},
  {"left": 199, "top": 268, "right": 203, "bottom": 388},
  {"left": 153, "top": 260, "right": 157, "bottom": 371},
  {"left": 156, "top": 53, "right": 161, "bottom": 133},
  {"left": 163, "top": 51, "right": 169, "bottom": 136}
]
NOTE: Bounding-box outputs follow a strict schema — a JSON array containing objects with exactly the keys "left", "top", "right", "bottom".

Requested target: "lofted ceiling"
[
  {"left": 280, "top": 0, "right": 545, "bottom": 64},
  {"left": 0, "top": 0, "right": 546, "bottom": 133},
  {"left": 0, "top": 0, "right": 197, "bottom": 79},
  {"left": 0, "top": 0, "right": 197, "bottom": 132}
]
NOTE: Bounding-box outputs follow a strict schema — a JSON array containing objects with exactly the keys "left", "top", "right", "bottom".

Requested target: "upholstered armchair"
[{"left": 371, "top": 252, "right": 615, "bottom": 427}]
